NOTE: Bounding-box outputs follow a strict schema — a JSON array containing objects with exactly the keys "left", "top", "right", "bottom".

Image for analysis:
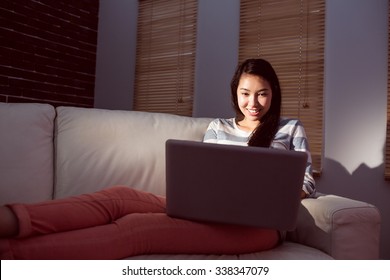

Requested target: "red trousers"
[{"left": 1, "top": 186, "right": 279, "bottom": 259}]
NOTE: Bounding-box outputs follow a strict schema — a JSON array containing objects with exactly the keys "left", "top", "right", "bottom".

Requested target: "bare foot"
[{"left": 0, "top": 206, "right": 19, "bottom": 238}]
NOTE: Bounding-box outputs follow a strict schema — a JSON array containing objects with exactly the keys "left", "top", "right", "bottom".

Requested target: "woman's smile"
[{"left": 247, "top": 108, "right": 261, "bottom": 116}]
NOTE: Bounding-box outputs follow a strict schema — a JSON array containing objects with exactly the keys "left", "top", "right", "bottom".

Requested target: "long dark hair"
[{"left": 230, "top": 58, "right": 281, "bottom": 147}]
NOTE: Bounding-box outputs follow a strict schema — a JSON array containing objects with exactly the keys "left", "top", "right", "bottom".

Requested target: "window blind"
[
  {"left": 133, "top": 0, "right": 197, "bottom": 116},
  {"left": 239, "top": 0, "right": 325, "bottom": 175}
]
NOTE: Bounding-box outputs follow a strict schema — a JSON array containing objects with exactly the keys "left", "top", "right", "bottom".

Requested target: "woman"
[
  {"left": 0, "top": 58, "right": 315, "bottom": 259},
  {"left": 204, "top": 58, "right": 315, "bottom": 198}
]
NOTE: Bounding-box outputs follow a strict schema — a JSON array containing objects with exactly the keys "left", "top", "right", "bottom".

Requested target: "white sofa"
[{"left": 0, "top": 102, "right": 381, "bottom": 260}]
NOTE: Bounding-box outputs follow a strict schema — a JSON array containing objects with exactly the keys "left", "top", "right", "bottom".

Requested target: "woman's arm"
[{"left": 290, "top": 120, "right": 316, "bottom": 198}]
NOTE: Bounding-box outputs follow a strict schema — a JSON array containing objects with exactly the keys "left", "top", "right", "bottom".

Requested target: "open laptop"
[{"left": 165, "top": 139, "right": 307, "bottom": 231}]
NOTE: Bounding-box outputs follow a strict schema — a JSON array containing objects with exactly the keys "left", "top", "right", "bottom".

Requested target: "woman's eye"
[{"left": 259, "top": 91, "right": 268, "bottom": 97}]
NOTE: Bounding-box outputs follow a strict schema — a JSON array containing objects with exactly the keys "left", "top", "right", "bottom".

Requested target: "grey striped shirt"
[{"left": 203, "top": 117, "right": 316, "bottom": 197}]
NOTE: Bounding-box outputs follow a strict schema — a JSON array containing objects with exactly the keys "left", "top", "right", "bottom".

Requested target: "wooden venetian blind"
[
  {"left": 133, "top": 0, "right": 197, "bottom": 116},
  {"left": 386, "top": 1, "right": 390, "bottom": 180},
  {"left": 239, "top": 0, "right": 325, "bottom": 175}
]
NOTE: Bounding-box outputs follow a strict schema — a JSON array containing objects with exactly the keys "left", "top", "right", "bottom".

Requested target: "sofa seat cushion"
[
  {"left": 125, "top": 242, "right": 332, "bottom": 260},
  {"left": 0, "top": 103, "right": 55, "bottom": 204}
]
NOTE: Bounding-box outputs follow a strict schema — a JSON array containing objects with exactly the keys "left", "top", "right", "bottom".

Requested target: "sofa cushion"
[
  {"left": 0, "top": 103, "right": 55, "bottom": 204},
  {"left": 54, "top": 107, "right": 213, "bottom": 198}
]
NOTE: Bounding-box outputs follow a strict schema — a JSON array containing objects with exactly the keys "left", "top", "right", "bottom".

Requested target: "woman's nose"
[{"left": 248, "top": 95, "right": 259, "bottom": 106}]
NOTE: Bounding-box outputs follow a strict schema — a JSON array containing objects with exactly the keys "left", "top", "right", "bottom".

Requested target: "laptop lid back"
[{"left": 165, "top": 139, "right": 307, "bottom": 231}]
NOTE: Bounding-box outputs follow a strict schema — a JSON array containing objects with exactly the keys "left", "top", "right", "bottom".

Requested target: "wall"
[
  {"left": 94, "top": 0, "right": 390, "bottom": 259},
  {"left": 94, "top": 0, "right": 137, "bottom": 110},
  {"left": 319, "top": 0, "right": 390, "bottom": 259},
  {"left": 0, "top": 0, "right": 99, "bottom": 107},
  {"left": 193, "top": 0, "right": 239, "bottom": 118}
]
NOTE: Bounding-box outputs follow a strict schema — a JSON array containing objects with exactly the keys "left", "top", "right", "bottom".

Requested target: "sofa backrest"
[
  {"left": 0, "top": 102, "right": 55, "bottom": 204},
  {"left": 54, "top": 106, "right": 213, "bottom": 198}
]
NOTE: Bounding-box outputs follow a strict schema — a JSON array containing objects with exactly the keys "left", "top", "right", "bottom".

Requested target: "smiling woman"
[
  {"left": 236, "top": 74, "right": 273, "bottom": 132},
  {"left": 230, "top": 59, "right": 282, "bottom": 149},
  {"left": 203, "top": 58, "right": 315, "bottom": 198}
]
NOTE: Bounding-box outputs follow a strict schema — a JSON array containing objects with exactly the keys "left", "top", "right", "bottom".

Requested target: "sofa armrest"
[{"left": 287, "top": 194, "right": 381, "bottom": 259}]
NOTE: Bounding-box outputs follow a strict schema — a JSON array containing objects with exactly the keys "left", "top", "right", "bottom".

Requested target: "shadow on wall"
[{"left": 316, "top": 157, "right": 390, "bottom": 259}]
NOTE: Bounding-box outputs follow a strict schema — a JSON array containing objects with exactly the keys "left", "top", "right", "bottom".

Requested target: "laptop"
[{"left": 165, "top": 139, "right": 307, "bottom": 231}]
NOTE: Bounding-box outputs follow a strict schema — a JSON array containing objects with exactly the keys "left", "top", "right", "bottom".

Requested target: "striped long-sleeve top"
[{"left": 203, "top": 117, "right": 316, "bottom": 197}]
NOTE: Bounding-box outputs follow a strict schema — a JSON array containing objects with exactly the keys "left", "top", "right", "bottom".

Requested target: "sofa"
[{"left": 0, "top": 102, "right": 381, "bottom": 260}]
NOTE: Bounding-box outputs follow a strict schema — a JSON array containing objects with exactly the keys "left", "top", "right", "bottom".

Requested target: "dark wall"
[{"left": 0, "top": 0, "right": 99, "bottom": 107}]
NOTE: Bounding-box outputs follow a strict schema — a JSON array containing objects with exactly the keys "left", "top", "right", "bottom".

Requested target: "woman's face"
[{"left": 236, "top": 73, "right": 273, "bottom": 128}]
